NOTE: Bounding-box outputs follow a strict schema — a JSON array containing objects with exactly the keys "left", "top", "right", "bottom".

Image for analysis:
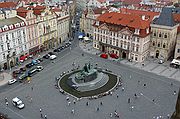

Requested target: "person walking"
[
  {"left": 71, "top": 109, "right": 75, "bottom": 114},
  {"left": 44, "top": 114, "right": 47, "bottom": 119},
  {"left": 86, "top": 102, "right": 89, "bottom": 106},
  {"left": 128, "top": 98, "right": 131, "bottom": 103},
  {"left": 100, "top": 102, "right": 103, "bottom": 106},
  {"left": 96, "top": 107, "right": 99, "bottom": 111},
  {"left": 5, "top": 101, "right": 8, "bottom": 106}
]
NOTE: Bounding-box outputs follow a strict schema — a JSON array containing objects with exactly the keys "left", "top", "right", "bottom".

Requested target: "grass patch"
[{"left": 59, "top": 71, "right": 118, "bottom": 98}]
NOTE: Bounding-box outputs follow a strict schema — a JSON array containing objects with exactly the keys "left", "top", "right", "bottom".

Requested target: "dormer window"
[
  {"left": 9, "top": 25, "right": 13, "bottom": 29},
  {"left": 21, "top": 22, "right": 24, "bottom": 26},
  {"left": 135, "top": 29, "right": 140, "bottom": 35},
  {"left": 95, "top": 21, "right": 99, "bottom": 26}
]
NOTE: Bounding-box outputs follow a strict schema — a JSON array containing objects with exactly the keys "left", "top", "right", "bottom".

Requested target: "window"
[
  {"left": 136, "top": 46, "right": 139, "bottom": 52},
  {"left": 164, "top": 34, "right": 167, "bottom": 38},
  {"left": 3, "top": 53, "right": 5, "bottom": 59},
  {"left": 1, "top": 45, "right": 4, "bottom": 51},
  {"left": 135, "top": 57, "right": 137, "bottom": 61},
  {"left": 177, "top": 49, "right": 180, "bottom": 53},
  {"left": 159, "top": 33, "right": 161, "bottom": 37},
  {"left": 137, "top": 37, "right": 139, "bottom": 42},
  {"left": 158, "top": 43, "right": 160, "bottom": 47},
  {"left": 154, "top": 32, "right": 156, "bottom": 36},
  {"left": 163, "top": 43, "right": 166, "bottom": 48},
  {"left": 110, "top": 40, "right": 112, "bottom": 45},
  {"left": 153, "top": 41, "right": 155, "bottom": 46}
]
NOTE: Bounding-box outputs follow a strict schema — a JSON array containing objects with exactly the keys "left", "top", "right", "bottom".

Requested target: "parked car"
[
  {"left": 48, "top": 52, "right": 55, "bottom": 56},
  {"left": 13, "top": 70, "right": 23, "bottom": 74},
  {"left": 36, "top": 66, "right": 43, "bottom": 72},
  {"left": 8, "top": 79, "right": 17, "bottom": 85},
  {"left": 18, "top": 73, "right": 28, "bottom": 82},
  {"left": 20, "top": 67, "right": 26, "bottom": 72},
  {"left": 100, "top": 53, "right": 108, "bottom": 59},
  {"left": 170, "top": 59, "right": 180, "bottom": 68},
  {"left": 12, "top": 97, "right": 25, "bottom": 109},
  {"left": 110, "top": 53, "right": 119, "bottom": 59},
  {"left": 50, "top": 55, "right": 57, "bottom": 60},
  {"left": 28, "top": 68, "right": 37, "bottom": 77},
  {"left": 37, "top": 58, "right": 43, "bottom": 62},
  {"left": 26, "top": 63, "right": 34, "bottom": 68},
  {"left": 43, "top": 54, "right": 50, "bottom": 59}
]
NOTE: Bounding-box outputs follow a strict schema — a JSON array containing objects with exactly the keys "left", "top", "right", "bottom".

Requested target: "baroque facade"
[{"left": 93, "top": 12, "right": 152, "bottom": 62}]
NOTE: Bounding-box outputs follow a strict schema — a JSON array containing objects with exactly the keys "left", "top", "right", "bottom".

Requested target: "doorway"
[
  {"left": 122, "top": 52, "right": 126, "bottom": 59},
  {"left": 102, "top": 45, "right": 105, "bottom": 52},
  {"left": 156, "top": 50, "right": 159, "bottom": 58}
]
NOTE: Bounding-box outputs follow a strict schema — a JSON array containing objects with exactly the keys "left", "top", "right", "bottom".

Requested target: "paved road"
[
  {"left": 0, "top": 19, "right": 180, "bottom": 119},
  {"left": 0, "top": 42, "right": 180, "bottom": 119}
]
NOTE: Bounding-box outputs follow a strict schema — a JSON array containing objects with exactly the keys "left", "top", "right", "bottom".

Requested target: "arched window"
[
  {"left": 153, "top": 41, "right": 155, "bottom": 46},
  {"left": 159, "top": 33, "right": 161, "bottom": 37},
  {"left": 158, "top": 42, "right": 160, "bottom": 47},
  {"left": 163, "top": 43, "right": 166, "bottom": 48},
  {"left": 164, "top": 34, "right": 167, "bottom": 38}
]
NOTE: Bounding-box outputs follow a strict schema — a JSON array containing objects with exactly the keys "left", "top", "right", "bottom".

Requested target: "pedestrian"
[
  {"left": 30, "top": 97, "right": 32, "bottom": 103},
  {"left": 138, "top": 80, "right": 140, "bottom": 84},
  {"left": 71, "top": 109, "right": 75, "bottom": 114},
  {"left": 96, "top": 107, "right": 99, "bottom": 111},
  {"left": 130, "top": 106, "right": 134, "bottom": 111},
  {"left": 128, "top": 98, "right": 131, "bottom": 103},
  {"left": 100, "top": 102, "right": 103, "bottom": 105},
  {"left": 5, "top": 97, "right": 8, "bottom": 103},
  {"left": 122, "top": 87, "right": 125, "bottom": 91},
  {"left": 68, "top": 101, "right": 71, "bottom": 106},
  {"left": 143, "top": 83, "right": 146, "bottom": 87},
  {"left": 170, "top": 83, "right": 173, "bottom": 86},
  {"left": 110, "top": 113, "right": 113, "bottom": 118},
  {"left": 44, "top": 114, "right": 47, "bottom": 119},
  {"left": 86, "top": 102, "right": 89, "bottom": 106},
  {"left": 40, "top": 108, "right": 42, "bottom": 113},
  {"left": 40, "top": 113, "right": 43, "bottom": 118},
  {"left": 174, "top": 91, "right": 176, "bottom": 95},
  {"left": 31, "top": 86, "right": 33, "bottom": 91},
  {"left": 110, "top": 92, "right": 113, "bottom": 95},
  {"left": 5, "top": 101, "right": 8, "bottom": 106},
  {"left": 134, "top": 93, "right": 137, "bottom": 99},
  {"left": 152, "top": 99, "right": 155, "bottom": 102},
  {"left": 116, "top": 94, "right": 119, "bottom": 98},
  {"left": 167, "top": 114, "right": 170, "bottom": 119},
  {"left": 73, "top": 100, "right": 76, "bottom": 104}
]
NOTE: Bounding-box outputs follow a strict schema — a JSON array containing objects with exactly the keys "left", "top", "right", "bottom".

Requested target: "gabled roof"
[
  {"left": 153, "top": 7, "right": 176, "bottom": 27},
  {"left": 97, "top": 12, "right": 150, "bottom": 29},
  {"left": 0, "top": 2, "right": 16, "bottom": 8}
]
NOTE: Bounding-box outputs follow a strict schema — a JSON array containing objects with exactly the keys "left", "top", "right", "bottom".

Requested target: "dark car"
[
  {"left": 53, "top": 48, "right": 61, "bottom": 52},
  {"left": 43, "top": 54, "right": 50, "bottom": 59},
  {"left": 13, "top": 70, "right": 22, "bottom": 74},
  {"left": 20, "top": 67, "right": 26, "bottom": 72},
  {"left": 18, "top": 73, "right": 28, "bottom": 82},
  {"left": 48, "top": 52, "right": 55, "bottom": 56},
  {"left": 26, "top": 63, "right": 34, "bottom": 68},
  {"left": 37, "top": 58, "right": 43, "bottom": 62}
]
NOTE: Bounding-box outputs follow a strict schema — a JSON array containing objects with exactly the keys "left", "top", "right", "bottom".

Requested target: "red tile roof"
[
  {"left": 0, "top": 2, "right": 16, "bottom": 8},
  {"left": 121, "top": 0, "right": 141, "bottom": 5},
  {"left": 120, "top": 8, "right": 160, "bottom": 21},
  {"left": 97, "top": 12, "right": 150, "bottom": 29}
]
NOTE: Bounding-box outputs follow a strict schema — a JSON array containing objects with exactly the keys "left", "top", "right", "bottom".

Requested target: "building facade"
[
  {"left": 80, "top": 7, "right": 107, "bottom": 38},
  {"left": 53, "top": 6, "right": 70, "bottom": 44},
  {"left": 93, "top": 12, "right": 152, "bottom": 62},
  {"left": 150, "top": 8, "right": 178, "bottom": 60},
  {"left": 0, "top": 17, "right": 27, "bottom": 70}
]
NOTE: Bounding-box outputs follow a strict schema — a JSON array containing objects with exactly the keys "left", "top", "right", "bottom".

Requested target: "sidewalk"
[
  {"left": 79, "top": 40, "right": 180, "bottom": 81},
  {"left": 0, "top": 72, "right": 12, "bottom": 87}
]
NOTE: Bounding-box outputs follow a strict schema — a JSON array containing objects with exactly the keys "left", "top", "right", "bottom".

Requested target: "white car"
[
  {"left": 8, "top": 79, "right": 17, "bottom": 85},
  {"left": 50, "top": 55, "right": 57, "bottom": 60},
  {"left": 12, "top": 97, "right": 25, "bottom": 109},
  {"left": 36, "top": 66, "right": 43, "bottom": 71}
]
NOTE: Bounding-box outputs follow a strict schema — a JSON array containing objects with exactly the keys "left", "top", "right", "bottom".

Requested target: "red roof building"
[
  {"left": 0, "top": 2, "right": 16, "bottom": 9},
  {"left": 93, "top": 11, "right": 152, "bottom": 62}
]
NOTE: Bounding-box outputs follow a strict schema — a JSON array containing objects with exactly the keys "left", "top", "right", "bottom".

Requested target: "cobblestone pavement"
[{"left": 79, "top": 41, "right": 180, "bottom": 81}]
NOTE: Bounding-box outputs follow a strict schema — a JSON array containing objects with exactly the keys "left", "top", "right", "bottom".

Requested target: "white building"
[
  {"left": 87, "top": 0, "right": 109, "bottom": 8},
  {"left": 0, "top": 17, "right": 28, "bottom": 70}
]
